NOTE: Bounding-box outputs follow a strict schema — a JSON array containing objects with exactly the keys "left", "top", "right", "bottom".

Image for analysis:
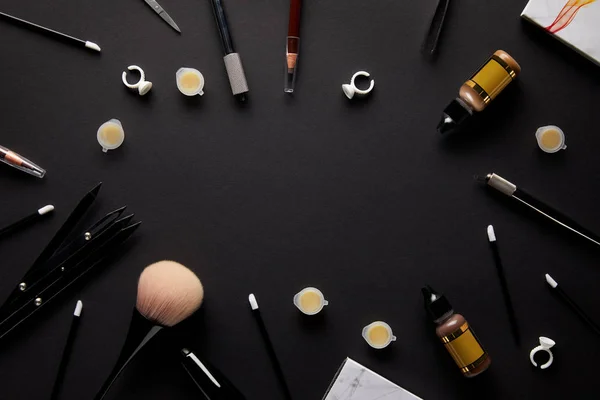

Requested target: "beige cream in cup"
[
  {"left": 176, "top": 68, "right": 205, "bottom": 96},
  {"left": 293, "top": 287, "right": 328, "bottom": 315},
  {"left": 97, "top": 119, "right": 125, "bottom": 153},
  {"left": 536, "top": 125, "right": 566, "bottom": 153},
  {"left": 362, "top": 321, "right": 396, "bottom": 349}
]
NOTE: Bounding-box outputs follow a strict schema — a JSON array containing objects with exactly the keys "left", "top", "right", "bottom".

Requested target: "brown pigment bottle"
[
  {"left": 422, "top": 285, "right": 491, "bottom": 377},
  {"left": 437, "top": 50, "right": 521, "bottom": 134}
]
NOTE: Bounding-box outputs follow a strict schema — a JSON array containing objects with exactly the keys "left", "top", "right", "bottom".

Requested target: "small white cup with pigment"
[
  {"left": 362, "top": 321, "right": 396, "bottom": 349},
  {"left": 536, "top": 125, "right": 567, "bottom": 153},
  {"left": 293, "top": 287, "right": 328, "bottom": 315},
  {"left": 176, "top": 67, "right": 205, "bottom": 96},
  {"left": 97, "top": 119, "right": 125, "bottom": 153}
]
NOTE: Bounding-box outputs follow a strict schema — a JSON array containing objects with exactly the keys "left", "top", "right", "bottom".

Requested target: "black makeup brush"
[
  {"left": 93, "top": 261, "right": 204, "bottom": 400},
  {"left": 0, "top": 205, "right": 54, "bottom": 240},
  {"left": 50, "top": 300, "right": 83, "bottom": 400},
  {"left": 487, "top": 225, "right": 520, "bottom": 346}
]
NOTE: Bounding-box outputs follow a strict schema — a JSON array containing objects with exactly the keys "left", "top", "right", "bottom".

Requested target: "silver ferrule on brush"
[
  {"left": 486, "top": 173, "right": 517, "bottom": 196},
  {"left": 223, "top": 53, "right": 249, "bottom": 96}
]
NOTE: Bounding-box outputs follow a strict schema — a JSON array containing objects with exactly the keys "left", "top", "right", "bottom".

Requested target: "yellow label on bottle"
[
  {"left": 443, "top": 324, "right": 486, "bottom": 371},
  {"left": 470, "top": 59, "right": 512, "bottom": 100}
]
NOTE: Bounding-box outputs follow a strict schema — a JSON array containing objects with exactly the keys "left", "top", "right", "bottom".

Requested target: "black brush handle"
[
  {"left": 93, "top": 310, "right": 162, "bottom": 400},
  {"left": 50, "top": 305, "right": 82, "bottom": 400},
  {"left": 254, "top": 310, "right": 292, "bottom": 400},
  {"left": 555, "top": 287, "right": 600, "bottom": 336},
  {"left": 490, "top": 242, "right": 520, "bottom": 346}
]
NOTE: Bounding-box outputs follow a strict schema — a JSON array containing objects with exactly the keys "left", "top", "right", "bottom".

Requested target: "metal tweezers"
[
  {"left": 0, "top": 183, "right": 141, "bottom": 342},
  {"left": 422, "top": 0, "right": 451, "bottom": 56}
]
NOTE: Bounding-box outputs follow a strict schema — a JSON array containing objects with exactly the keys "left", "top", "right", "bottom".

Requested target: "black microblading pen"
[
  {"left": 480, "top": 173, "right": 600, "bottom": 247},
  {"left": 209, "top": 0, "right": 249, "bottom": 102}
]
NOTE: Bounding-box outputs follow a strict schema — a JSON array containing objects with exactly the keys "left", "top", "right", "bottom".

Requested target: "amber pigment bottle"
[
  {"left": 437, "top": 50, "right": 521, "bottom": 134},
  {"left": 422, "top": 285, "right": 491, "bottom": 377}
]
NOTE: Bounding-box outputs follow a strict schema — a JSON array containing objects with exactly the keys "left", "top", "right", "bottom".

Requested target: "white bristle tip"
[
  {"left": 85, "top": 41, "right": 101, "bottom": 52},
  {"left": 248, "top": 294, "right": 258, "bottom": 310},
  {"left": 74, "top": 300, "right": 83, "bottom": 316},
  {"left": 545, "top": 274, "right": 558, "bottom": 288},
  {"left": 38, "top": 205, "right": 55, "bottom": 215},
  {"left": 487, "top": 225, "right": 496, "bottom": 242}
]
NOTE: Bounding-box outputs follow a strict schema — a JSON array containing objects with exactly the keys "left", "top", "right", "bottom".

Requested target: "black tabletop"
[{"left": 1, "top": 0, "right": 600, "bottom": 399}]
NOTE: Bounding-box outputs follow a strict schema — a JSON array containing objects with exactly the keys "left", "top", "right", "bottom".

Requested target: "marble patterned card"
[
  {"left": 521, "top": 0, "right": 600, "bottom": 65},
  {"left": 323, "top": 358, "right": 423, "bottom": 400}
]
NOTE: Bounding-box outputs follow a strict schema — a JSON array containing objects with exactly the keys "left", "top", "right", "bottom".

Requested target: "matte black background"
[{"left": 1, "top": 0, "right": 599, "bottom": 398}]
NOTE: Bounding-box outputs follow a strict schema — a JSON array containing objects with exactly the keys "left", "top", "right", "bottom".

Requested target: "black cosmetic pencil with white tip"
[
  {"left": 545, "top": 274, "right": 600, "bottom": 336},
  {"left": 487, "top": 225, "right": 520, "bottom": 346},
  {"left": 0, "top": 12, "right": 101, "bottom": 52},
  {"left": 248, "top": 294, "right": 292, "bottom": 400},
  {"left": 0, "top": 205, "right": 54, "bottom": 240},
  {"left": 50, "top": 300, "right": 83, "bottom": 400}
]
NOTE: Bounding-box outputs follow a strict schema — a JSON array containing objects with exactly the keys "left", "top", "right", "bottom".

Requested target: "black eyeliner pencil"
[
  {"left": 50, "top": 300, "right": 83, "bottom": 400},
  {"left": 482, "top": 173, "right": 600, "bottom": 248},
  {"left": 0, "top": 11, "right": 100, "bottom": 52},
  {"left": 209, "top": 0, "right": 249, "bottom": 102},
  {"left": 0, "top": 205, "right": 54, "bottom": 240},
  {"left": 248, "top": 294, "right": 292, "bottom": 400},
  {"left": 545, "top": 274, "right": 600, "bottom": 336},
  {"left": 487, "top": 225, "right": 520, "bottom": 346}
]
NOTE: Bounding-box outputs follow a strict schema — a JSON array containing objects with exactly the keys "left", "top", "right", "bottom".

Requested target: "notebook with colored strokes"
[{"left": 521, "top": 0, "right": 600, "bottom": 66}]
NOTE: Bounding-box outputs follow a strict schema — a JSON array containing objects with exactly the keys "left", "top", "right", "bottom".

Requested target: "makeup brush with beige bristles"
[{"left": 93, "top": 260, "right": 204, "bottom": 400}]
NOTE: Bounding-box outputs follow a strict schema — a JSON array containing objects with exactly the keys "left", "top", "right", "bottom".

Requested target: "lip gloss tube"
[{"left": 0, "top": 145, "right": 46, "bottom": 178}]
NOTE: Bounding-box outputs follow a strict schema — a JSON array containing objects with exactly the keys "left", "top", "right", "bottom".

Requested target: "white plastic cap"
[
  {"left": 138, "top": 81, "right": 153, "bottom": 96},
  {"left": 539, "top": 336, "right": 556, "bottom": 349}
]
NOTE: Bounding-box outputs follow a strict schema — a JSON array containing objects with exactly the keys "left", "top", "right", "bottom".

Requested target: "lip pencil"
[
  {"left": 0, "top": 11, "right": 100, "bottom": 52},
  {"left": 487, "top": 225, "right": 520, "bottom": 346},
  {"left": 0, "top": 205, "right": 54, "bottom": 240},
  {"left": 481, "top": 173, "right": 600, "bottom": 248},
  {"left": 0, "top": 145, "right": 46, "bottom": 178},
  {"left": 209, "top": 0, "right": 249, "bottom": 102},
  {"left": 545, "top": 274, "right": 600, "bottom": 336},
  {"left": 50, "top": 300, "right": 83, "bottom": 400},
  {"left": 248, "top": 294, "right": 292, "bottom": 400},
  {"left": 284, "top": 0, "right": 302, "bottom": 93}
]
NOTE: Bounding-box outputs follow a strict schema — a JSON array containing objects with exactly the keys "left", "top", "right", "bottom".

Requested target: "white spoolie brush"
[{"left": 94, "top": 260, "right": 204, "bottom": 400}]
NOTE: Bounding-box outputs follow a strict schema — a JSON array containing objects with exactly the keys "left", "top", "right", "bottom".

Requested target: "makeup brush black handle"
[
  {"left": 93, "top": 310, "right": 163, "bottom": 400},
  {"left": 0, "top": 213, "right": 38, "bottom": 238},
  {"left": 50, "top": 311, "right": 81, "bottom": 400},
  {"left": 254, "top": 311, "right": 293, "bottom": 400},
  {"left": 0, "top": 11, "right": 85, "bottom": 45},
  {"left": 490, "top": 244, "right": 520, "bottom": 346},
  {"left": 513, "top": 188, "right": 600, "bottom": 247},
  {"left": 556, "top": 288, "right": 600, "bottom": 336}
]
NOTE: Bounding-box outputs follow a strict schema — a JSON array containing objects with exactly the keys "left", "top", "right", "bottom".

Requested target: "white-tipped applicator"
[
  {"left": 50, "top": 300, "right": 83, "bottom": 400},
  {"left": 248, "top": 294, "right": 292, "bottom": 400},
  {"left": 94, "top": 261, "right": 204, "bottom": 400},
  {"left": 545, "top": 273, "right": 600, "bottom": 336},
  {"left": 0, "top": 204, "right": 54, "bottom": 240},
  {"left": 487, "top": 225, "right": 520, "bottom": 346}
]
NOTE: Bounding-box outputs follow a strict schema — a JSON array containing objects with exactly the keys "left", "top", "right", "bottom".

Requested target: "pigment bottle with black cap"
[
  {"left": 437, "top": 50, "right": 521, "bottom": 134},
  {"left": 422, "top": 285, "right": 491, "bottom": 377}
]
